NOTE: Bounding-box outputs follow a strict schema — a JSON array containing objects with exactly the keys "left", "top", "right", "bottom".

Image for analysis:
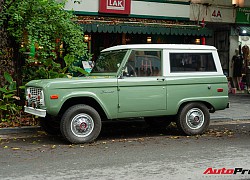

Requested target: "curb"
[
  {"left": 211, "top": 117, "right": 250, "bottom": 121},
  {"left": 210, "top": 119, "right": 250, "bottom": 126},
  {"left": 0, "top": 119, "right": 249, "bottom": 140},
  {"left": 0, "top": 126, "right": 41, "bottom": 135},
  {"left": 1, "top": 119, "right": 250, "bottom": 135}
]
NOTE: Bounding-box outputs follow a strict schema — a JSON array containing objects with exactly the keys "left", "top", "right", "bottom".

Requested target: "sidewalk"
[
  {"left": 211, "top": 93, "right": 250, "bottom": 121},
  {"left": 0, "top": 94, "right": 249, "bottom": 138}
]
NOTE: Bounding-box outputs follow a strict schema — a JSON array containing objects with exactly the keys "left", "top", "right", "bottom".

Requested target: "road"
[{"left": 0, "top": 120, "right": 250, "bottom": 180}]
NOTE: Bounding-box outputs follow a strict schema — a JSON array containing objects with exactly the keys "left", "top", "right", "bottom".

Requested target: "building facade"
[
  {"left": 64, "top": 0, "right": 212, "bottom": 60},
  {"left": 189, "top": 0, "right": 250, "bottom": 91},
  {"left": 65, "top": 0, "right": 250, "bottom": 85}
]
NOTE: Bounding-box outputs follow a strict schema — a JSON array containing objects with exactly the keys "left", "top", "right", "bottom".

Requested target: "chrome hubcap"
[
  {"left": 186, "top": 108, "right": 204, "bottom": 130},
  {"left": 71, "top": 113, "right": 94, "bottom": 137}
]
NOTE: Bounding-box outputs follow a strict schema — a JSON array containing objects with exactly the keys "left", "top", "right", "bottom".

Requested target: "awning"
[
  {"left": 78, "top": 17, "right": 213, "bottom": 37},
  {"left": 80, "top": 23, "right": 212, "bottom": 36}
]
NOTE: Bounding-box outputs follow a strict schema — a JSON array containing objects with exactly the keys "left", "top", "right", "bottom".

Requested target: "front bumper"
[{"left": 24, "top": 106, "right": 46, "bottom": 117}]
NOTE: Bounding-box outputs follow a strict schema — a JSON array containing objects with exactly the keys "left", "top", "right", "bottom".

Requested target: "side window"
[
  {"left": 124, "top": 50, "right": 162, "bottom": 77},
  {"left": 170, "top": 53, "right": 216, "bottom": 72}
]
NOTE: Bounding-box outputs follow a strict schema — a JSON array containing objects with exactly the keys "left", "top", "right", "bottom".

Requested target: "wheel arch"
[
  {"left": 178, "top": 100, "right": 214, "bottom": 114},
  {"left": 58, "top": 97, "right": 108, "bottom": 120}
]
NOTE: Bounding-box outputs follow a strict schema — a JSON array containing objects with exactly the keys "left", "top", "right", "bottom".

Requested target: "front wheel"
[
  {"left": 60, "top": 104, "right": 102, "bottom": 144},
  {"left": 176, "top": 103, "right": 210, "bottom": 135}
]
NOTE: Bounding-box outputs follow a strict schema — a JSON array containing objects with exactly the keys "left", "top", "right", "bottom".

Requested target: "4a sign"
[
  {"left": 236, "top": 8, "right": 250, "bottom": 24},
  {"left": 99, "top": 0, "right": 131, "bottom": 15},
  {"left": 190, "top": 4, "right": 234, "bottom": 23},
  {"left": 211, "top": 9, "right": 222, "bottom": 22},
  {"left": 212, "top": 10, "right": 222, "bottom": 18}
]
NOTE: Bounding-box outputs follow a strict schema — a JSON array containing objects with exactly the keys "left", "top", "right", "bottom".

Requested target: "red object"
[
  {"left": 201, "top": 18, "right": 206, "bottom": 45},
  {"left": 201, "top": 37, "right": 206, "bottom": 45},
  {"left": 50, "top": 95, "right": 59, "bottom": 99},
  {"left": 217, "top": 88, "right": 224, "bottom": 92},
  {"left": 231, "top": 88, "right": 236, "bottom": 94},
  {"left": 99, "top": 0, "right": 131, "bottom": 15}
]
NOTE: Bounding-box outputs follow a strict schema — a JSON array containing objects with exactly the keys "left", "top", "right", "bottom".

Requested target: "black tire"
[
  {"left": 60, "top": 104, "right": 102, "bottom": 144},
  {"left": 39, "top": 115, "right": 61, "bottom": 135},
  {"left": 176, "top": 102, "right": 210, "bottom": 135},
  {"left": 144, "top": 116, "right": 173, "bottom": 128}
]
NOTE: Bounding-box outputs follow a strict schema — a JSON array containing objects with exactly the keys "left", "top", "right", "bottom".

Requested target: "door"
[{"left": 117, "top": 50, "right": 167, "bottom": 115}]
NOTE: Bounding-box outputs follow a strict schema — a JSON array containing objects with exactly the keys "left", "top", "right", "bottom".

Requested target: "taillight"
[{"left": 217, "top": 88, "right": 224, "bottom": 92}]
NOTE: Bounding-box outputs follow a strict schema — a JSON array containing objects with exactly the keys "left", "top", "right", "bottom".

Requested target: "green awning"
[{"left": 80, "top": 23, "right": 212, "bottom": 37}]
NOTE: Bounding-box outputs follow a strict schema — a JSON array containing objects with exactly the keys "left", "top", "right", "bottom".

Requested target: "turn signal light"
[{"left": 50, "top": 95, "right": 59, "bottom": 99}]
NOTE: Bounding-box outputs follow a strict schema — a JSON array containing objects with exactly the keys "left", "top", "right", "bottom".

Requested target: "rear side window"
[{"left": 170, "top": 53, "right": 216, "bottom": 72}]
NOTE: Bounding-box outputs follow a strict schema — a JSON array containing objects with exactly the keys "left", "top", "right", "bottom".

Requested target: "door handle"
[{"left": 157, "top": 78, "right": 165, "bottom": 81}]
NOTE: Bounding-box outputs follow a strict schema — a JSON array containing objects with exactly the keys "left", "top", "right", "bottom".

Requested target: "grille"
[{"left": 28, "top": 87, "right": 44, "bottom": 107}]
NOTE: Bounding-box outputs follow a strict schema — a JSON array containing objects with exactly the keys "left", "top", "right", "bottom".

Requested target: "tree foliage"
[
  {"left": 0, "top": 72, "right": 22, "bottom": 123},
  {"left": 2, "top": 0, "right": 90, "bottom": 80},
  {"left": 0, "top": 0, "right": 90, "bottom": 125}
]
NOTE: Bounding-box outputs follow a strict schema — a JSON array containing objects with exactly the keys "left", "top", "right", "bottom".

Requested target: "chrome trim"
[
  {"left": 185, "top": 108, "right": 205, "bottom": 130},
  {"left": 24, "top": 106, "right": 46, "bottom": 117},
  {"left": 71, "top": 113, "right": 94, "bottom": 138},
  {"left": 27, "top": 87, "right": 45, "bottom": 107}
]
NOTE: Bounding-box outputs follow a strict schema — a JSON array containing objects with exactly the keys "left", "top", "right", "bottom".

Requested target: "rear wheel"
[
  {"left": 60, "top": 104, "right": 102, "bottom": 144},
  {"left": 176, "top": 102, "right": 210, "bottom": 135}
]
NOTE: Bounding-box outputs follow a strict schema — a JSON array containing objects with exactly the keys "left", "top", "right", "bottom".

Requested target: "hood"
[{"left": 25, "top": 76, "right": 118, "bottom": 89}]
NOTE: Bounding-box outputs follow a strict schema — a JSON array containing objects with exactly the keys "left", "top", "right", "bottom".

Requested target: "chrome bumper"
[{"left": 24, "top": 106, "right": 46, "bottom": 117}]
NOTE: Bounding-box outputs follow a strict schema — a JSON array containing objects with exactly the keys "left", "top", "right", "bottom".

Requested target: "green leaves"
[
  {"left": 1, "top": 0, "right": 92, "bottom": 124},
  {"left": 0, "top": 72, "right": 20, "bottom": 123},
  {"left": 0, "top": 88, "right": 8, "bottom": 94},
  {"left": 3, "top": 0, "right": 91, "bottom": 81},
  {"left": 4, "top": 72, "right": 13, "bottom": 84}
]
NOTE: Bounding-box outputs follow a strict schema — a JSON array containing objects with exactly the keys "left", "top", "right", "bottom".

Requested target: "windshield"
[{"left": 92, "top": 50, "right": 128, "bottom": 73}]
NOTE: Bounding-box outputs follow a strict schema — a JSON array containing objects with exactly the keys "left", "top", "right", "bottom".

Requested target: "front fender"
[{"left": 45, "top": 90, "right": 117, "bottom": 119}]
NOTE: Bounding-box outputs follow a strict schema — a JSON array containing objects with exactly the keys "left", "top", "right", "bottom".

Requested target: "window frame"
[
  {"left": 164, "top": 49, "right": 222, "bottom": 77},
  {"left": 169, "top": 52, "right": 217, "bottom": 73}
]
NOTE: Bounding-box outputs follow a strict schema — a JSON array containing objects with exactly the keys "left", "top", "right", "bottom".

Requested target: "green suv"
[{"left": 24, "top": 44, "right": 229, "bottom": 144}]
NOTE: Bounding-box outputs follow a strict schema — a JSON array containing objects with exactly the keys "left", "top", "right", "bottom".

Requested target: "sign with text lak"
[{"left": 99, "top": 0, "right": 131, "bottom": 15}]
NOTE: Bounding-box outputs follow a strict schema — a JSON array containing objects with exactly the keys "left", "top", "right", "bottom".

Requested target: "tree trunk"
[
  {"left": 0, "top": 0, "right": 24, "bottom": 107},
  {"left": 0, "top": 0, "right": 15, "bottom": 87}
]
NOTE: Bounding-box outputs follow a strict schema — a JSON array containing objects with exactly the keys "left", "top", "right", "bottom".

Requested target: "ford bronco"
[{"left": 24, "top": 44, "right": 229, "bottom": 144}]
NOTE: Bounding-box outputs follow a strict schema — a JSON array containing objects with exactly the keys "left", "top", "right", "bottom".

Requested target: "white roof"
[{"left": 102, "top": 44, "right": 217, "bottom": 52}]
